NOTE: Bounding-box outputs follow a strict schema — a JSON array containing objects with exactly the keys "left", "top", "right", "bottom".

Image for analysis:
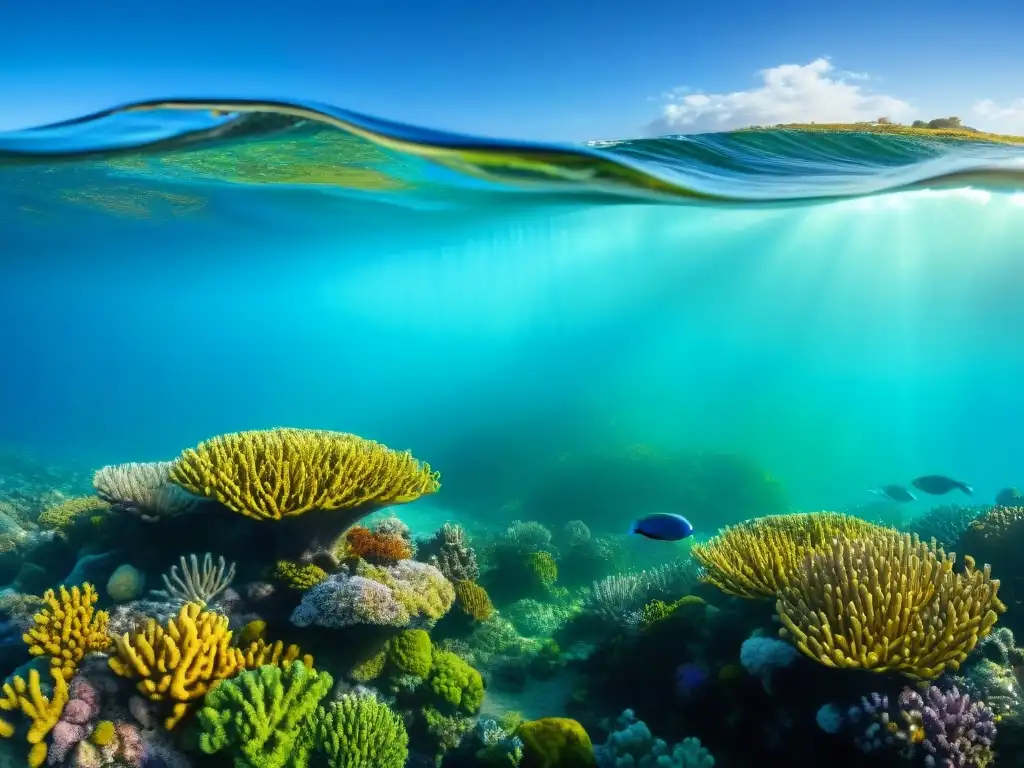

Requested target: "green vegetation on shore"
[{"left": 737, "top": 116, "right": 1024, "bottom": 145}]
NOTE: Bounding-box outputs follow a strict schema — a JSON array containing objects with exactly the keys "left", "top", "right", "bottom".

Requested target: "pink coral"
[
  {"left": 115, "top": 723, "right": 144, "bottom": 768},
  {"left": 48, "top": 721, "right": 88, "bottom": 765}
]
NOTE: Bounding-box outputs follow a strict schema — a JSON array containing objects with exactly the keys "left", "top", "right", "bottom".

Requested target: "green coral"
[
  {"left": 387, "top": 629, "right": 432, "bottom": 678},
  {"left": 638, "top": 594, "right": 706, "bottom": 631},
  {"left": 350, "top": 648, "right": 387, "bottom": 683},
  {"left": 428, "top": 648, "right": 484, "bottom": 714},
  {"left": 37, "top": 496, "right": 109, "bottom": 529},
  {"left": 526, "top": 552, "right": 558, "bottom": 587},
  {"left": 197, "top": 661, "right": 333, "bottom": 768},
  {"left": 516, "top": 717, "right": 596, "bottom": 768},
  {"left": 422, "top": 705, "right": 475, "bottom": 757},
  {"left": 311, "top": 693, "right": 408, "bottom": 768},
  {"left": 272, "top": 560, "right": 329, "bottom": 590}
]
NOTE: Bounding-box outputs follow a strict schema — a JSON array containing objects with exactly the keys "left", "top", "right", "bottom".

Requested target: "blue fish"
[{"left": 629, "top": 513, "right": 694, "bottom": 541}]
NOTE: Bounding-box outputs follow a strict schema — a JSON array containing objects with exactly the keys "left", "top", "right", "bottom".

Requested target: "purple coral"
[{"left": 899, "top": 686, "right": 997, "bottom": 768}]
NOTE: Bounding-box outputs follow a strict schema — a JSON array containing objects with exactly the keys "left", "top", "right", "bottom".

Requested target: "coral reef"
[
  {"left": 23, "top": 583, "right": 111, "bottom": 681},
  {"left": 168, "top": 428, "right": 440, "bottom": 522},
  {"left": 777, "top": 532, "right": 1003, "bottom": 678}
]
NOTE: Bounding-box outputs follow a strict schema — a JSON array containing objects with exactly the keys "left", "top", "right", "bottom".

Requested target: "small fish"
[
  {"left": 912, "top": 475, "right": 973, "bottom": 497},
  {"left": 629, "top": 513, "right": 694, "bottom": 541},
  {"left": 869, "top": 484, "right": 916, "bottom": 503}
]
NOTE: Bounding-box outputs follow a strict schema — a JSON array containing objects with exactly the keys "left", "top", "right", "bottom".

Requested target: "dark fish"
[
  {"left": 870, "top": 484, "right": 916, "bottom": 503},
  {"left": 996, "top": 487, "right": 1022, "bottom": 507},
  {"left": 912, "top": 475, "right": 973, "bottom": 497},
  {"left": 629, "top": 513, "right": 694, "bottom": 541}
]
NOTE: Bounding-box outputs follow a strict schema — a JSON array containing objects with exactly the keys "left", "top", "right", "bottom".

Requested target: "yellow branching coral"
[
  {"left": 239, "top": 638, "right": 314, "bottom": 670},
  {"left": 108, "top": 602, "right": 245, "bottom": 728},
  {"left": 777, "top": 532, "right": 1005, "bottom": 679},
  {"left": 168, "top": 428, "right": 440, "bottom": 521},
  {"left": 0, "top": 667, "right": 69, "bottom": 767},
  {"left": 453, "top": 581, "right": 494, "bottom": 621},
  {"left": 271, "top": 560, "right": 328, "bottom": 590},
  {"left": 37, "top": 496, "right": 110, "bottom": 529},
  {"left": 23, "top": 583, "right": 112, "bottom": 680},
  {"left": 692, "top": 512, "right": 882, "bottom": 598}
]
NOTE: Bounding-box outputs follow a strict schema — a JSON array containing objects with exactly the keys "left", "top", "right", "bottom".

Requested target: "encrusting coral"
[
  {"left": 692, "top": 511, "right": 881, "bottom": 598},
  {"left": 168, "top": 427, "right": 440, "bottom": 523},
  {"left": 23, "top": 583, "right": 112, "bottom": 680},
  {"left": 271, "top": 559, "right": 329, "bottom": 590},
  {"left": 345, "top": 525, "right": 413, "bottom": 563},
  {"left": 777, "top": 531, "right": 1004, "bottom": 679},
  {"left": 37, "top": 496, "right": 110, "bottom": 530},
  {"left": 0, "top": 667, "right": 70, "bottom": 767},
  {"left": 108, "top": 601, "right": 247, "bottom": 728}
]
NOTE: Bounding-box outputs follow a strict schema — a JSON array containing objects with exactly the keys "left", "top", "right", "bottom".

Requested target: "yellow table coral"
[
  {"left": 777, "top": 531, "right": 1005, "bottom": 679},
  {"left": 692, "top": 511, "right": 881, "bottom": 598},
  {"left": 168, "top": 428, "right": 440, "bottom": 522},
  {"left": 23, "top": 583, "right": 112, "bottom": 680},
  {"left": 108, "top": 602, "right": 246, "bottom": 728}
]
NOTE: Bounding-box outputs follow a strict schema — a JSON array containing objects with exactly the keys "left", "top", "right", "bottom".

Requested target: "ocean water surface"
[{"left": 0, "top": 98, "right": 1023, "bottom": 768}]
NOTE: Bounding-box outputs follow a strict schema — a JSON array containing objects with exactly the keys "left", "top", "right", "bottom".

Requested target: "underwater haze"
[
  {"left": 3, "top": 97, "right": 1024, "bottom": 768},
  {"left": 3, "top": 99, "right": 1023, "bottom": 520}
]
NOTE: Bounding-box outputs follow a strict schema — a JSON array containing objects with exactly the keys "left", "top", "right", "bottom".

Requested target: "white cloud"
[
  {"left": 649, "top": 58, "right": 915, "bottom": 135},
  {"left": 972, "top": 98, "right": 1024, "bottom": 134}
]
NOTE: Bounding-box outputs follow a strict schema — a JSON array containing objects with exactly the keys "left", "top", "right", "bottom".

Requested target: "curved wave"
[{"left": 2, "top": 97, "right": 1024, "bottom": 206}]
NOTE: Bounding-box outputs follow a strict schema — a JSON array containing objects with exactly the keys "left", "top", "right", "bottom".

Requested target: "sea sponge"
[
  {"left": 692, "top": 511, "right": 882, "bottom": 598},
  {"left": 777, "top": 531, "right": 1004, "bottom": 679},
  {"left": 37, "top": 496, "right": 110, "bottom": 529},
  {"left": 106, "top": 564, "right": 145, "bottom": 602},
  {"left": 516, "top": 717, "right": 596, "bottom": 768},
  {"left": 168, "top": 427, "right": 440, "bottom": 522},
  {"left": 428, "top": 648, "right": 484, "bottom": 714},
  {"left": 312, "top": 693, "right": 408, "bottom": 768},
  {"left": 108, "top": 601, "right": 246, "bottom": 728},
  {"left": 198, "top": 661, "right": 333, "bottom": 768},
  {"left": 388, "top": 628, "right": 433, "bottom": 678},
  {"left": 345, "top": 525, "right": 413, "bottom": 563},
  {"left": 90, "top": 720, "right": 116, "bottom": 747},
  {"left": 453, "top": 580, "right": 494, "bottom": 621},
  {"left": 271, "top": 560, "right": 329, "bottom": 590},
  {"left": 0, "top": 667, "right": 70, "bottom": 768},
  {"left": 23, "top": 583, "right": 112, "bottom": 680},
  {"left": 527, "top": 552, "right": 558, "bottom": 587}
]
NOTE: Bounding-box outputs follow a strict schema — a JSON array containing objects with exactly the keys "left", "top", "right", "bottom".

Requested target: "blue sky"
[{"left": 3, "top": 0, "right": 1024, "bottom": 142}]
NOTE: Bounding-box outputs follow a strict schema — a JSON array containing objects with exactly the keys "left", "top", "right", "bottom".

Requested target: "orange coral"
[
  {"left": 453, "top": 581, "right": 493, "bottom": 621},
  {"left": 345, "top": 526, "right": 412, "bottom": 563}
]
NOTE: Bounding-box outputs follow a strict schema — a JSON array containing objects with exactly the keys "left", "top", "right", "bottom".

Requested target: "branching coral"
[
  {"left": 503, "top": 521, "right": 552, "bottom": 552},
  {"left": 168, "top": 428, "right": 440, "bottom": 522},
  {"left": 527, "top": 552, "right": 558, "bottom": 587},
  {"left": 345, "top": 525, "right": 413, "bottom": 563},
  {"left": 108, "top": 601, "right": 246, "bottom": 728},
  {"left": 198, "top": 661, "right": 333, "bottom": 768},
  {"left": 0, "top": 667, "right": 69, "bottom": 767},
  {"left": 93, "top": 460, "right": 200, "bottom": 520},
  {"left": 421, "top": 522, "right": 479, "bottom": 583},
  {"left": 23, "top": 583, "right": 112, "bottom": 680},
  {"left": 311, "top": 693, "right": 408, "bottom": 768},
  {"left": 239, "top": 638, "right": 314, "bottom": 669},
  {"left": 151, "top": 552, "right": 236, "bottom": 605},
  {"left": 777, "top": 531, "right": 1004, "bottom": 679},
  {"left": 692, "top": 512, "right": 882, "bottom": 598}
]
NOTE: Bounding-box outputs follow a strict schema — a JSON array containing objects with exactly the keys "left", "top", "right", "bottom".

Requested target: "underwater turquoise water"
[
  {"left": 2, "top": 98, "right": 1024, "bottom": 768},
  {"left": 2, "top": 99, "right": 1024, "bottom": 526}
]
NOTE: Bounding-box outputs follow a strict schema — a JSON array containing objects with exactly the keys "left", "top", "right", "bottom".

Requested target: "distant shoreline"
[{"left": 735, "top": 122, "right": 1024, "bottom": 145}]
